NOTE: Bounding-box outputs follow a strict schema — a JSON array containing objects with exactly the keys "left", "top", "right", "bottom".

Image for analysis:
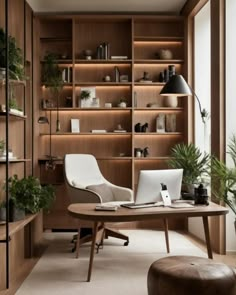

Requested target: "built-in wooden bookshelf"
[{"left": 36, "top": 14, "right": 188, "bottom": 230}]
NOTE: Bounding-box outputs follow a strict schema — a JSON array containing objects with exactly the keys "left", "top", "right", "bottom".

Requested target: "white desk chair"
[{"left": 64, "top": 154, "right": 133, "bottom": 256}]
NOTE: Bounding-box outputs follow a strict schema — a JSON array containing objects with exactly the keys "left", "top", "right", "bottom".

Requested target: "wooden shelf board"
[
  {"left": 134, "top": 59, "right": 184, "bottom": 64},
  {"left": 0, "top": 158, "right": 31, "bottom": 163},
  {"left": 134, "top": 132, "right": 183, "bottom": 135},
  {"left": 134, "top": 82, "right": 164, "bottom": 86},
  {"left": 75, "top": 82, "right": 132, "bottom": 86},
  {"left": 75, "top": 59, "right": 132, "bottom": 64},
  {"left": 0, "top": 213, "right": 38, "bottom": 240},
  {"left": 134, "top": 157, "right": 170, "bottom": 160},
  {"left": 134, "top": 36, "right": 184, "bottom": 42},
  {"left": 40, "top": 132, "right": 132, "bottom": 136},
  {"left": 42, "top": 107, "right": 132, "bottom": 111},
  {"left": 96, "top": 157, "right": 132, "bottom": 160},
  {"left": 134, "top": 107, "right": 184, "bottom": 111},
  {"left": 38, "top": 157, "right": 63, "bottom": 163},
  {"left": 0, "top": 112, "right": 27, "bottom": 119},
  {"left": 0, "top": 79, "right": 26, "bottom": 86}
]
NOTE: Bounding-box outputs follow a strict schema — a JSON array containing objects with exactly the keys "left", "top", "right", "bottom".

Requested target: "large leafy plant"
[
  {"left": 210, "top": 135, "right": 236, "bottom": 215},
  {"left": 0, "top": 28, "right": 25, "bottom": 80},
  {"left": 8, "top": 175, "right": 55, "bottom": 214},
  {"left": 168, "top": 143, "right": 209, "bottom": 185}
]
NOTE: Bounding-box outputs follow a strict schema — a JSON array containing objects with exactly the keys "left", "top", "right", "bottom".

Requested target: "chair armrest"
[
  {"left": 66, "top": 182, "right": 102, "bottom": 203},
  {"left": 108, "top": 184, "right": 133, "bottom": 202}
]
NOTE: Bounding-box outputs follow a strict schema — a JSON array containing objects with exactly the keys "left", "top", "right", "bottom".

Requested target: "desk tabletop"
[{"left": 68, "top": 202, "right": 228, "bottom": 223}]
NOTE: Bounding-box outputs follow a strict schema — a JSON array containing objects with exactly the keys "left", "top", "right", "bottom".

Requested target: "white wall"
[
  {"left": 188, "top": 1, "right": 210, "bottom": 241},
  {"left": 225, "top": 0, "right": 236, "bottom": 252}
]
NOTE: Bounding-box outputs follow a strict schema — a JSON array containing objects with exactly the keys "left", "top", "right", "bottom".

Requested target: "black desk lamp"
[
  {"left": 38, "top": 111, "right": 56, "bottom": 170},
  {"left": 160, "top": 74, "right": 208, "bottom": 123}
]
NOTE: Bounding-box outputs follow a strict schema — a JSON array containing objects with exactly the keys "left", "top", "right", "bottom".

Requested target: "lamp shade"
[
  {"left": 38, "top": 116, "right": 49, "bottom": 124},
  {"left": 160, "top": 75, "right": 192, "bottom": 97}
]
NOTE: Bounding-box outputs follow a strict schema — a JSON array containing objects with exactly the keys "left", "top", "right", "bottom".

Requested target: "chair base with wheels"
[{"left": 64, "top": 154, "right": 133, "bottom": 255}]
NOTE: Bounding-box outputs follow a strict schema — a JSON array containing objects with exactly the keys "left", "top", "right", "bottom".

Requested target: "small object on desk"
[
  {"left": 95, "top": 204, "right": 118, "bottom": 211},
  {"left": 121, "top": 202, "right": 163, "bottom": 209},
  {"left": 169, "top": 202, "right": 195, "bottom": 208}
]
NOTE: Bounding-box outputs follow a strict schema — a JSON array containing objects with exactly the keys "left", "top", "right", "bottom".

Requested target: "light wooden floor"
[{"left": 183, "top": 231, "right": 236, "bottom": 267}]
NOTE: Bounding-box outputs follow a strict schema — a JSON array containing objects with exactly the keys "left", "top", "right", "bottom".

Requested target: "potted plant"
[
  {"left": 42, "top": 52, "right": 64, "bottom": 131},
  {"left": 7, "top": 174, "right": 55, "bottom": 221},
  {"left": 0, "top": 28, "right": 25, "bottom": 80},
  {"left": 168, "top": 143, "right": 210, "bottom": 195},
  {"left": 210, "top": 135, "right": 236, "bottom": 230}
]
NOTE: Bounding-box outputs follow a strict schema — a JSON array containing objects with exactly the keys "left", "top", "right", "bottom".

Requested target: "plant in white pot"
[{"left": 168, "top": 143, "right": 210, "bottom": 197}]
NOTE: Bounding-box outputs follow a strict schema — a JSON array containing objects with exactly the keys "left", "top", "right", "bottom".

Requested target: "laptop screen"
[{"left": 135, "top": 169, "right": 183, "bottom": 204}]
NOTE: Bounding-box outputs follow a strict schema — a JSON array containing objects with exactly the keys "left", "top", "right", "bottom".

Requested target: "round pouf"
[{"left": 147, "top": 256, "right": 236, "bottom": 295}]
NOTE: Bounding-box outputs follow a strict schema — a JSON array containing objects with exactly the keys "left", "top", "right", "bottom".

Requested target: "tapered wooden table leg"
[
  {"left": 202, "top": 216, "right": 213, "bottom": 259},
  {"left": 87, "top": 222, "right": 98, "bottom": 282},
  {"left": 163, "top": 218, "right": 170, "bottom": 253},
  {"left": 76, "top": 221, "right": 81, "bottom": 258}
]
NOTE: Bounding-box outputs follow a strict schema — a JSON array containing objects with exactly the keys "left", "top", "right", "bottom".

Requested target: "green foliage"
[
  {"left": 7, "top": 175, "right": 55, "bottom": 214},
  {"left": 42, "top": 52, "right": 63, "bottom": 96},
  {"left": 80, "top": 90, "right": 90, "bottom": 100},
  {"left": 210, "top": 136, "right": 236, "bottom": 215},
  {"left": 0, "top": 28, "right": 25, "bottom": 80},
  {"left": 0, "top": 139, "right": 5, "bottom": 152},
  {"left": 168, "top": 143, "right": 209, "bottom": 185}
]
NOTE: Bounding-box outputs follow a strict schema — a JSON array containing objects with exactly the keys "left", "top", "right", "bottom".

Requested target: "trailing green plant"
[
  {"left": 7, "top": 175, "right": 55, "bottom": 214},
  {"left": 168, "top": 143, "right": 210, "bottom": 185},
  {"left": 210, "top": 135, "right": 236, "bottom": 215},
  {"left": 0, "top": 28, "right": 25, "bottom": 80}
]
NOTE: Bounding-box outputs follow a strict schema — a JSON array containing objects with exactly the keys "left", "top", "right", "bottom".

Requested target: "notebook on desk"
[{"left": 121, "top": 169, "right": 183, "bottom": 209}]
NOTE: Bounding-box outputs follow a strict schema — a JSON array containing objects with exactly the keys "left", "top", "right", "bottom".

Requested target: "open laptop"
[{"left": 121, "top": 169, "right": 183, "bottom": 208}]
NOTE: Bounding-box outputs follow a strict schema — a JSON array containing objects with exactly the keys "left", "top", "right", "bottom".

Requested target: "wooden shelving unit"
[{"left": 36, "top": 14, "right": 188, "bottom": 230}]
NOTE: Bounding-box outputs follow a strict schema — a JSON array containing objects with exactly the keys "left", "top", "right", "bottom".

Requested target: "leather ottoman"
[{"left": 147, "top": 256, "right": 236, "bottom": 295}]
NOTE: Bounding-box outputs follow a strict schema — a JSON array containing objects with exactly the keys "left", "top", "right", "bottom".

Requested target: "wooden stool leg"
[
  {"left": 87, "top": 222, "right": 98, "bottom": 282},
  {"left": 163, "top": 218, "right": 170, "bottom": 253}
]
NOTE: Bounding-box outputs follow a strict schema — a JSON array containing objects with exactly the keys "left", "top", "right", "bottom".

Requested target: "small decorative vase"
[
  {"left": 164, "top": 96, "right": 178, "bottom": 108},
  {"left": 159, "top": 49, "right": 173, "bottom": 60}
]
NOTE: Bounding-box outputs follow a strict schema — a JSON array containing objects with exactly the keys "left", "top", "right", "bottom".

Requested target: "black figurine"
[
  {"left": 141, "top": 123, "right": 148, "bottom": 132},
  {"left": 143, "top": 147, "right": 149, "bottom": 157},
  {"left": 135, "top": 123, "right": 142, "bottom": 132}
]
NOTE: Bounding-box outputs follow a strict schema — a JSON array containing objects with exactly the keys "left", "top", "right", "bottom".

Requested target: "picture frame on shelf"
[
  {"left": 166, "top": 114, "right": 176, "bottom": 132},
  {"left": 156, "top": 114, "right": 166, "bottom": 133},
  {"left": 71, "top": 119, "right": 80, "bottom": 133},
  {"left": 79, "top": 87, "right": 96, "bottom": 108}
]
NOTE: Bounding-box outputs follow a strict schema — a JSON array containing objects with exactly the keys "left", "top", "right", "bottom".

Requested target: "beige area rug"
[{"left": 16, "top": 230, "right": 207, "bottom": 295}]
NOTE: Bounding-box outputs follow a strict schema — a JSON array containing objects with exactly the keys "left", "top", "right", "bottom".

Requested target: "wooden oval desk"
[{"left": 68, "top": 202, "right": 228, "bottom": 282}]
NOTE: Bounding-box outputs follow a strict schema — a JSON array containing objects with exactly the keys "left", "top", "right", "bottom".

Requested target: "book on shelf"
[
  {"left": 111, "top": 56, "right": 128, "bottom": 60},
  {"left": 113, "top": 130, "right": 127, "bottom": 133},
  {"left": 139, "top": 79, "right": 153, "bottom": 83},
  {"left": 91, "top": 129, "right": 107, "bottom": 133}
]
